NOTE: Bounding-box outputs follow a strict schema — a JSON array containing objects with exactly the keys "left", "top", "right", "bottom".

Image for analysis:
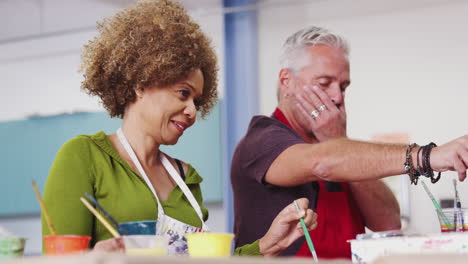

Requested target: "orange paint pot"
[{"left": 43, "top": 235, "right": 91, "bottom": 256}]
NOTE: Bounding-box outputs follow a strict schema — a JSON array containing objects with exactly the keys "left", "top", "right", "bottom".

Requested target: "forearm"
[
  {"left": 309, "top": 138, "right": 409, "bottom": 181},
  {"left": 349, "top": 180, "right": 401, "bottom": 231},
  {"left": 266, "top": 138, "right": 411, "bottom": 186}
]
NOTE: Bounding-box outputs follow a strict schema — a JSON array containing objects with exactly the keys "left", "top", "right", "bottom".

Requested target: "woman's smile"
[{"left": 171, "top": 120, "right": 188, "bottom": 134}]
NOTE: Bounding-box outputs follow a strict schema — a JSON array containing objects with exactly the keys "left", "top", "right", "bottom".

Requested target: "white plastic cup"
[{"left": 123, "top": 235, "right": 168, "bottom": 256}]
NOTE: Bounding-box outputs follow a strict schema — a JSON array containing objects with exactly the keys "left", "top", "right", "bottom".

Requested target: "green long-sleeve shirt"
[{"left": 43, "top": 131, "right": 260, "bottom": 255}]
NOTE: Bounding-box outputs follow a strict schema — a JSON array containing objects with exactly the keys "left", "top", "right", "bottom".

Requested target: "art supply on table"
[
  {"left": 453, "top": 179, "right": 465, "bottom": 231},
  {"left": 43, "top": 235, "right": 91, "bottom": 256},
  {"left": 123, "top": 235, "right": 168, "bottom": 256},
  {"left": 119, "top": 220, "right": 157, "bottom": 235},
  {"left": 436, "top": 208, "right": 468, "bottom": 232},
  {"left": 421, "top": 181, "right": 454, "bottom": 230},
  {"left": 293, "top": 200, "right": 318, "bottom": 262},
  {"left": 0, "top": 236, "right": 26, "bottom": 259},
  {"left": 84, "top": 193, "right": 127, "bottom": 235},
  {"left": 31, "top": 180, "right": 57, "bottom": 235},
  {"left": 185, "top": 233, "right": 234, "bottom": 257},
  {"left": 80, "top": 197, "right": 120, "bottom": 238},
  {"left": 356, "top": 230, "right": 403, "bottom": 240}
]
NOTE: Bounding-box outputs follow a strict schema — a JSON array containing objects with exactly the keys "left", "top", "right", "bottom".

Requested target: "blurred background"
[{"left": 1, "top": 0, "right": 467, "bottom": 256}]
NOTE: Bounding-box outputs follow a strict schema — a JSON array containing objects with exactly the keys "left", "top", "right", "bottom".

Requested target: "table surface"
[
  {"left": 2, "top": 252, "right": 468, "bottom": 264},
  {"left": 0, "top": 252, "right": 350, "bottom": 264}
]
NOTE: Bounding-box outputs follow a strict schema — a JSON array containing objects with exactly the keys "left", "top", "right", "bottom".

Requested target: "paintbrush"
[
  {"left": 294, "top": 200, "right": 318, "bottom": 262},
  {"left": 421, "top": 181, "right": 454, "bottom": 230},
  {"left": 453, "top": 179, "right": 465, "bottom": 231},
  {"left": 31, "top": 180, "right": 57, "bottom": 235},
  {"left": 80, "top": 197, "right": 120, "bottom": 238},
  {"left": 84, "top": 193, "right": 126, "bottom": 235}
]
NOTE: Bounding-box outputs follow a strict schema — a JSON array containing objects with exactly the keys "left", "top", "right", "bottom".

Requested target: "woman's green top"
[{"left": 43, "top": 131, "right": 261, "bottom": 256}]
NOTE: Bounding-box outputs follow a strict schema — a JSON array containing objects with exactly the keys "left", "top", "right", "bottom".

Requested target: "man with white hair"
[{"left": 231, "top": 26, "right": 468, "bottom": 258}]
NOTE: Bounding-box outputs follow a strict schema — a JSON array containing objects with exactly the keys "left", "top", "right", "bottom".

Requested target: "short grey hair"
[{"left": 279, "top": 26, "right": 349, "bottom": 71}]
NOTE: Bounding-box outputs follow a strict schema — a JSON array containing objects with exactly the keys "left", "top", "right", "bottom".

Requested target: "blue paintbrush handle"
[{"left": 85, "top": 193, "right": 124, "bottom": 234}]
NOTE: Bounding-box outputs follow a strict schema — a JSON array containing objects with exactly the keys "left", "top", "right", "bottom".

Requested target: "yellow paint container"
[{"left": 186, "top": 232, "right": 234, "bottom": 257}]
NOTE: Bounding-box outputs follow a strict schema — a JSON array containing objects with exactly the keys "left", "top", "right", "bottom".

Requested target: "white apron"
[{"left": 117, "top": 128, "right": 209, "bottom": 255}]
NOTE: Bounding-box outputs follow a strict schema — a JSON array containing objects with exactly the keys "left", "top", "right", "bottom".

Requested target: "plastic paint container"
[
  {"left": 123, "top": 235, "right": 168, "bottom": 256},
  {"left": 119, "top": 220, "right": 157, "bottom": 235},
  {"left": 186, "top": 232, "right": 234, "bottom": 257},
  {"left": 0, "top": 237, "right": 26, "bottom": 259},
  {"left": 438, "top": 208, "right": 468, "bottom": 232},
  {"left": 43, "top": 235, "right": 91, "bottom": 255}
]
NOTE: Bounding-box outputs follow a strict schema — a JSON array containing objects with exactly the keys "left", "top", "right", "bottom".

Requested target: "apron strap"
[
  {"left": 117, "top": 128, "right": 208, "bottom": 230},
  {"left": 117, "top": 128, "right": 165, "bottom": 215},
  {"left": 161, "top": 154, "right": 208, "bottom": 230}
]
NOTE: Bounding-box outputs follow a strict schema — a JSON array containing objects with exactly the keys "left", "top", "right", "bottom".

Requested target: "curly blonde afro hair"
[{"left": 80, "top": 0, "right": 218, "bottom": 118}]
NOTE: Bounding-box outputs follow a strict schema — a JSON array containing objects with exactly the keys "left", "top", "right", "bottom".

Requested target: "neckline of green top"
[{"left": 88, "top": 131, "right": 203, "bottom": 185}]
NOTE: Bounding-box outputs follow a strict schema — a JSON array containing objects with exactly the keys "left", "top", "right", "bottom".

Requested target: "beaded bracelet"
[
  {"left": 404, "top": 143, "right": 421, "bottom": 185},
  {"left": 420, "top": 142, "right": 441, "bottom": 183}
]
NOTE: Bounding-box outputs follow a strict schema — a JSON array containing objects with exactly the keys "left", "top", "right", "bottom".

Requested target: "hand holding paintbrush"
[
  {"left": 258, "top": 198, "right": 318, "bottom": 257},
  {"left": 294, "top": 200, "right": 319, "bottom": 262}
]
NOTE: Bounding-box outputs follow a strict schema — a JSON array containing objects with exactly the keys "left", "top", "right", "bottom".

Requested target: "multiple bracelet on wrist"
[{"left": 404, "top": 142, "right": 441, "bottom": 185}]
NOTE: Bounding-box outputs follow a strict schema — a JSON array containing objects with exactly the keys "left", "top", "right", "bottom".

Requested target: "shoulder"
[
  {"left": 249, "top": 115, "right": 299, "bottom": 136},
  {"left": 240, "top": 115, "right": 302, "bottom": 146},
  {"left": 55, "top": 131, "right": 108, "bottom": 163},
  {"left": 59, "top": 132, "right": 102, "bottom": 153}
]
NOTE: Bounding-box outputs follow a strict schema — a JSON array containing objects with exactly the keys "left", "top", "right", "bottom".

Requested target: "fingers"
[
  {"left": 302, "top": 86, "right": 325, "bottom": 110},
  {"left": 455, "top": 149, "right": 468, "bottom": 181},
  {"left": 94, "top": 237, "right": 125, "bottom": 252},
  {"left": 296, "top": 93, "right": 318, "bottom": 122},
  {"left": 309, "top": 86, "right": 336, "bottom": 111},
  {"left": 436, "top": 135, "right": 468, "bottom": 181},
  {"left": 293, "top": 198, "right": 309, "bottom": 219},
  {"left": 297, "top": 209, "right": 318, "bottom": 233},
  {"left": 278, "top": 198, "right": 310, "bottom": 224}
]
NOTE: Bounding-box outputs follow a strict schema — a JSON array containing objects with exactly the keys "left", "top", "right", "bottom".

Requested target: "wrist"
[
  {"left": 405, "top": 142, "right": 441, "bottom": 184},
  {"left": 259, "top": 236, "right": 282, "bottom": 256},
  {"left": 411, "top": 145, "right": 420, "bottom": 169},
  {"left": 404, "top": 143, "right": 420, "bottom": 184}
]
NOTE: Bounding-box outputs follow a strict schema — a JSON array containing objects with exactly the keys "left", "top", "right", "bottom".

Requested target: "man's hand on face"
[{"left": 295, "top": 85, "right": 347, "bottom": 142}]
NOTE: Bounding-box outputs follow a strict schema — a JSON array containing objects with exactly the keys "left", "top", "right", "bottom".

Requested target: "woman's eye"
[{"left": 179, "top": 90, "right": 190, "bottom": 97}]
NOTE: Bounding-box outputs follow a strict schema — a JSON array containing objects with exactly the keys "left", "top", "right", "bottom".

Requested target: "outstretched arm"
[{"left": 265, "top": 136, "right": 468, "bottom": 186}]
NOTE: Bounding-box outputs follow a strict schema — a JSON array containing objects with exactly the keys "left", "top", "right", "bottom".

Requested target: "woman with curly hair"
[{"left": 42, "top": 0, "right": 316, "bottom": 256}]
